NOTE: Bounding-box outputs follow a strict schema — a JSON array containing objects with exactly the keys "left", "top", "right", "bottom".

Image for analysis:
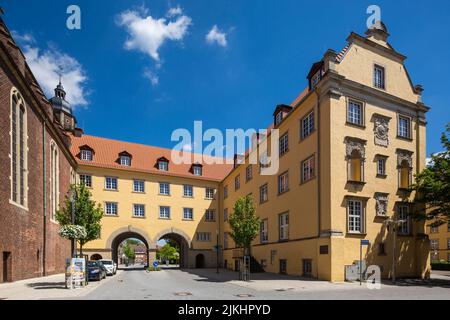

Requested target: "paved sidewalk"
[{"left": 0, "top": 271, "right": 122, "bottom": 300}]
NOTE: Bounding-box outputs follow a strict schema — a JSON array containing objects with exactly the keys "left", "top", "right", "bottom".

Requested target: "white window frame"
[
  {"left": 158, "top": 160, "right": 168, "bottom": 171},
  {"left": 260, "top": 184, "right": 268, "bottom": 203},
  {"left": 278, "top": 171, "right": 289, "bottom": 194},
  {"left": 301, "top": 111, "right": 314, "bottom": 139},
  {"left": 275, "top": 112, "right": 283, "bottom": 126},
  {"left": 10, "top": 89, "right": 28, "bottom": 208},
  {"left": 105, "top": 176, "right": 118, "bottom": 190},
  {"left": 79, "top": 174, "right": 92, "bottom": 188},
  {"left": 347, "top": 199, "right": 364, "bottom": 234},
  {"left": 246, "top": 165, "right": 253, "bottom": 182},
  {"left": 183, "top": 185, "right": 193, "bottom": 197},
  {"left": 159, "top": 182, "right": 170, "bottom": 195},
  {"left": 310, "top": 70, "right": 321, "bottom": 89},
  {"left": 133, "top": 204, "right": 145, "bottom": 217},
  {"left": 279, "top": 133, "right": 289, "bottom": 156},
  {"left": 105, "top": 202, "right": 118, "bottom": 216},
  {"left": 205, "top": 187, "right": 215, "bottom": 199},
  {"left": 159, "top": 206, "right": 170, "bottom": 219},
  {"left": 397, "top": 204, "right": 410, "bottom": 235},
  {"left": 133, "top": 179, "right": 145, "bottom": 193},
  {"left": 235, "top": 174, "right": 240, "bottom": 190},
  {"left": 120, "top": 155, "right": 131, "bottom": 166},
  {"left": 398, "top": 115, "right": 411, "bottom": 139},
  {"left": 301, "top": 155, "right": 315, "bottom": 183},
  {"left": 279, "top": 212, "right": 289, "bottom": 241},
  {"left": 205, "top": 209, "right": 215, "bottom": 222},
  {"left": 377, "top": 157, "right": 387, "bottom": 176},
  {"left": 193, "top": 165, "right": 202, "bottom": 176},
  {"left": 260, "top": 219, "right": 268, "bottom": 243},
  {"left": 80, "top": 149, "right": 93, "bottom": 161},
  {"left": 183, "top": 208, "right": 194, "bottom": 220},
  {"left": 196, "top": 232, "right": 211, "bottom": 242},
  {"left": 223, "top": 186, "right": 228, "bottom": 199},
  {"left": 347, "top": 99, "right": 364, "bottom": 126},
  {"left": 373, "top": 64, "right": 385, "bottom": 89}
]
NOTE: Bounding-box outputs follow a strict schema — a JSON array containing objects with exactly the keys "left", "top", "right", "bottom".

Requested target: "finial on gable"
[{"left": 365, "top": 20, "right": 389, "bottom": 42}]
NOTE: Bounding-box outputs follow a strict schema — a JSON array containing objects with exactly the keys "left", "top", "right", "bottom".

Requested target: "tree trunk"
[{"left": 79, "top": 243, "right": 83, "bottom": 256}]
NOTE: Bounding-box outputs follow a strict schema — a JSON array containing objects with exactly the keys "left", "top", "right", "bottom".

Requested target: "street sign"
[
  {"left": 360, "top": 240, "right": 370, "bottom": 246},
  {"left": 153, "top": 260, "right": 159, "bottom": 268}
]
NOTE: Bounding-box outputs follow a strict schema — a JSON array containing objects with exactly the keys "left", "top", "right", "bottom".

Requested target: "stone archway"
[
  {"left": 106, "top": 226, "right": 152, "bottom": 267},
  {"left": 153, "top": 228, "right": 191, "bottom": 268}
]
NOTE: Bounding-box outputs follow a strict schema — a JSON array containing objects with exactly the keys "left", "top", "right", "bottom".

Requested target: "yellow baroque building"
[{"left": 71, "top": 22, "right": 431, "bottom": 281}]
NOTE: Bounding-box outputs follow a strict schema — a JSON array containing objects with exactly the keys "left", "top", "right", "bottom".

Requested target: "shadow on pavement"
[
  {"left": 180, "top": 268, "right": 317, "bottom": 283},
  {"left": 380, "top": 278, "right": 450, "bottom": 289},
  {"left": 26, "top": 282, "right": 67, "bottom": 290}
]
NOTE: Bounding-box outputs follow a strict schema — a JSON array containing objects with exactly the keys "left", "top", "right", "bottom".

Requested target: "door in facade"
[
  {"left": 302, "top": 259, "right": 312, "bottom": 277},
  {"left": 195, "top": 254, "right": 205, "bottom": 268},
  {"left": 2, "top": 252, "right": 12, "bottom": 283},
  {"left": 234, "top": 259, "right": 240, "bottom": 272}
]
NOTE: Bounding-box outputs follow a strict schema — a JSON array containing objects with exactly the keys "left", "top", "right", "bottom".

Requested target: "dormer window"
[
  {"left": 275, "top": 112, "right": 283, "bottom": 126},
  {"left": 120, "top": 155, "right": 131, "bottom": 166},
  {"left": 118, "top": 151, "right": 132, "bottom": 166},
  {"left": 310, "top": 70, "right": 321, "bottom": 89},
  {"left": 80, "top": 149, "right": 93, "bottom": 161},
  {"left": 159, "top": 161, "right": 168, "bottom": 171},
  {"left": 157, "top": 157, "right": 169, "bottom": 171},
  {"left": 192, "top": 164, "right": 202, "bottom": 176}
]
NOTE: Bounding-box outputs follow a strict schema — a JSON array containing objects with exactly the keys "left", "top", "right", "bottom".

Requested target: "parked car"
[
  {"left": 87, "top": 261, "right": 107, "bottom": 281},
  {"left": 99, "top": 259, "right": 117, "bottom": 275}
]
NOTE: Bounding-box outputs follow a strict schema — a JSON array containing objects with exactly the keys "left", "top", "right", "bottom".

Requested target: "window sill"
[
  {"left": 376, "top": 174, "right": 387, "bottom": 179},
  {"left": 159, "top": 217, "right": 171, "bottom": 220},
  {"left": 132, "top": 216, "right": 146, "bottom": 219},
  {"left": 104, "top": 214, "right": 119, "bottom": 217},
  {"left": 9, "top": 199, "right": 29, "bottom": 211},
  {"left": 205, "top": 198, "right": 215, "bottom": 201},
  {"left": 132, "top": 191, "right": 146, "bottom": 194},
  {"left": 104, "top": 189, "right": 118, "bottom": 192},
  {"left": 183, "top": 196, "right": 194, "bottom": 199},
  {"left": 182, "top": 219, "right": 194, "bottom": 221},
  {"left": 277, "top": 190, "right": 290, "bottom": 196},
  {"left": 375, "top": 214, "right": 389, "bottom": 219},
  {"left": 278, "top": 239, "right": 289, "bottom": 243},
  {"left": 158, "top": 193, "right": 171, "bottom": 196},
  {"left": 346, "top": 232, "right": 367, "bottom": 236},
  {"left": 396, "top": 135, "right": 413, "bottom": 142},
  {"left": 347, "top": 180, "right": 366, "bottom": 185},
  {"left": 345, "top": 122, "right": 365, "bottom": 129}
]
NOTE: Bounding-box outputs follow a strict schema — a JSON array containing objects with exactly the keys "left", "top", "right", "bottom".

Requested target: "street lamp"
[
  {"left": 216, "top": 229, "right": 220, "bottom": 274},
  {"left": 69, "top": 188, "right": 76, "bottom": 258}
]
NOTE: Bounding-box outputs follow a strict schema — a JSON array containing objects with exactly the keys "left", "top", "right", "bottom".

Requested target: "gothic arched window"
[{"left": 10, "top": 89, "right": 28, "bottom": 207}]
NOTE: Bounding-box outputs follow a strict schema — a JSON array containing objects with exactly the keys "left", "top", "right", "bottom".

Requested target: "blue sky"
[{"left": 2, "top": 0, "right": 449, "bottom": 156}]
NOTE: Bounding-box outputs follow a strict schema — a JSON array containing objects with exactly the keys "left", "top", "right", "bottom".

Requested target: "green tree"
[
  {"left": 56, "top": 184, "right": 103, "bottom": 255},
  {"left": 228, "top": 195, "right": 260, "bottom": 255},
  {"left": 122, "top": 242, "right": 135, "bottom": 260},
  {"left": 158, "top": 243, "right": 178, "bottom": 261},
  {"left": 411, "top": 123, "right": 450, "bottom": 225}
]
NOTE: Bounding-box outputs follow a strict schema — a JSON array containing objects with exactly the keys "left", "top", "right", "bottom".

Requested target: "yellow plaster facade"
[{"left": 75, "top": 23, "right": 431, "bottom": 281}]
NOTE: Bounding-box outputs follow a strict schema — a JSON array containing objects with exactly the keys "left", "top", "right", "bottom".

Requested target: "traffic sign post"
[{"left": 360, "top": 240, "right": 370, "bottom": 285}]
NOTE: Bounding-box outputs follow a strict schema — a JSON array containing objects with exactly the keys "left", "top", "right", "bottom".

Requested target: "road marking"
[
  {"left": 235, "top": 293, "right": 254, "bottom": 298},
  {"left": 174, "top": 292, "right": 192, "bottom": 296}
]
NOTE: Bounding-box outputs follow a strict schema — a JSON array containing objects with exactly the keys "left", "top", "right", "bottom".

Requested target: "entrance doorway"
[
  {"left": 2, "top": 252, "right": 12, "bottom": 283},
  {"left": 110, "top": 232, "right": 149, "bottom": 269},
  {"left": 90, "top": 254, "right": 102, "bottom": 261},
  {"left": 195, "top": 254, "right": 205, "bottom": 268},
  {"left": 156, "top": 232, "right": 189, "bottom": 268}
]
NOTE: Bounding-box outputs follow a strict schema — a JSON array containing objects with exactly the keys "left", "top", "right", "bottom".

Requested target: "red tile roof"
[{"left": 70, "top": 135, "right": 233, "bottom": 181}]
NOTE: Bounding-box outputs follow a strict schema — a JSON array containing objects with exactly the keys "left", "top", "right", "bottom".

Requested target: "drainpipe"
[
  {"left": 314, "top": 87, "right": 321, "bottom": 280},
  {"left": 42, "top": 119, "right": 47, "bottom": 276}
]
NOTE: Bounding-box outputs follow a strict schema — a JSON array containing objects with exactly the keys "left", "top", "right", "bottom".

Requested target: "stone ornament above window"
[
  {"left": 344, "top": 137, "right": 367, "bottom": 159},
  {"left": 374, "top": 193, "right": 389, "bottom": 217},
  {"left": 373, "top": 114, "right": 390, "bottom": 147},
  {"left": 396, "top": 149, "right": 413, "bottom": 167}
]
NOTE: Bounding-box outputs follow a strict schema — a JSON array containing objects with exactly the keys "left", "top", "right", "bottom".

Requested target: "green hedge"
[{"left": 431, "top": 262, "right": 450, "bottom": 271}]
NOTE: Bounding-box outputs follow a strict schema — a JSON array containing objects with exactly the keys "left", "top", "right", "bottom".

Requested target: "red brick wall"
[{"left": 0, "top": 46, "right": 73, "bottom": 282}]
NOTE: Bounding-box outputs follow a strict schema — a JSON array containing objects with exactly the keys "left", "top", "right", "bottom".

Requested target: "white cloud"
[
  {"left": 182, "top": 143, "right": 193, "bottom": 152},
  {"left": 167, "top": 6, "right": 183, "bottom": 17},
  {"left": 11, "top": 31, "right": 35, "bottom": 44},
  {"left": 22, "top": 44, "right": 88, "bottom": 107},
  {"left": 117, "top": 7, "right": 192, "bottom": 62},
  {"left": 143, "top": 68, "right": 159, "bottom": 86},
  {"left": 206, "top": 25, "right": 227, "bottom": 47}
]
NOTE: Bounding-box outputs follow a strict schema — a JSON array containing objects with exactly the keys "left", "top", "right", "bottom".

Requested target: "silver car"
[{"left": 99, "top": 259, "right": 117, "bottom": 275}]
